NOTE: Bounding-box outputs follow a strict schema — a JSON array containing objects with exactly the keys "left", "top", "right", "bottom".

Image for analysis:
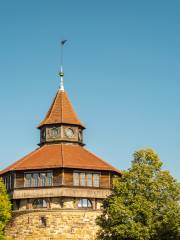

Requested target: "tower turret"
[{"left": 37, "top": 89, "right": 85, "bottom": 146}]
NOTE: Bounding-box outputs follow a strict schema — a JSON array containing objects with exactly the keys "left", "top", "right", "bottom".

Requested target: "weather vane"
[{"left": 59, "top": 40, "right": 67, "bottom": 91}]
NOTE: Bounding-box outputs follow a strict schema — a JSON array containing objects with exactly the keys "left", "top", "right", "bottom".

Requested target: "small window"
[
  {"left": 87, "top": 173, "right": 93, "bottom": 187},
  {"left": 73, "top": 172, "right": 79, "bottom": 186},
  {"left": 40, "top": 216, "right": 47, "bottom": 227},
  {"left": 33, "top": 173, "right": 39, "bottom": 187},
  {"left": 41, "top": 129, "right": 46, "bottom": 139},
  {"left": 93, "top": 174, "right": 100, "bottom": 187},
  {"left": 80, "top": 173, "right": 86, "bottom": 186},
  {"left": 47, "top": 172, "right": 53, "bottom": 186},
  {"left": 25, "top": 173, "right": 32, "bottom": 187},
  {"left": 33, "top": 199, "right": 48, "bottom": 209},
  {"left": 78, "top": 199, "right": 92, "bottom": 208},
  {"left": 40, "top": 173, "right": 46, "bottom": 187},
  {"left": 51, "top": 127, "right": 59, "bottom": 137}
]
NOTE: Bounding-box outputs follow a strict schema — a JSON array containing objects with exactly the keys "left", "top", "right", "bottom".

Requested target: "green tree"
[
  {"left": 97, "top": 149, "right": 180, "bottom": 240},
  {"left": 0, "top": 178, "right": 11, "bottom": 239}
]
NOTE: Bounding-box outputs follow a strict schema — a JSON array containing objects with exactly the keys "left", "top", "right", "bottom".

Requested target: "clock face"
[{"left": 65, "top": 128, "right": 74, "bottom": 138}]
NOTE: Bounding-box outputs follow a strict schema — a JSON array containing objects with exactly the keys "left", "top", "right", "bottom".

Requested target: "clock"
[{"left": 65, "top": 128, "right": 74, "bottom": 138}]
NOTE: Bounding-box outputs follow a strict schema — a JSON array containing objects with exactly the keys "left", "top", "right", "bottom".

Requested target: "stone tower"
[{"left": 0, "top": 66, "right": 121, "bottom": 240}]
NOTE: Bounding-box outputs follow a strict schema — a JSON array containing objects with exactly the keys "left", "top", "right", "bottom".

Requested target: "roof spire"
[{"left": 59, "top": 40, "right": 67, "bottom": 91}]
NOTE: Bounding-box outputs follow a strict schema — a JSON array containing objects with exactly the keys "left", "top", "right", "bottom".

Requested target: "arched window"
[
  {"left": 33, "top": 199, "right": 48, "bottom": 209},
  {"left": 78, "top": 199, "right": 92, "bottom": 208}
]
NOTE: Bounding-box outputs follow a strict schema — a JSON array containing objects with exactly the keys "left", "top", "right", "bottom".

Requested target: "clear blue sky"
[{"left": 0, "top": 0, "right": 179, "bottom": 180}]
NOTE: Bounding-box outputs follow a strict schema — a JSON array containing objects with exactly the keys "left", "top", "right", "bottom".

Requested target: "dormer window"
[{"left": 73, "top": 172, "right": 100, "bottom": 187}]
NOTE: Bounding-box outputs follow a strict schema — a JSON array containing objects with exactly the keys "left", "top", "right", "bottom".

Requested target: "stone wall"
[{"left": 5, "top": 209, "right": 101, "bottom": 240}]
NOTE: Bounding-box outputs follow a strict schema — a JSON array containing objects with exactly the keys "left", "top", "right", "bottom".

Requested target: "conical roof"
[{"left": 38, "top": 90, "right": 85, "bottom": 129}]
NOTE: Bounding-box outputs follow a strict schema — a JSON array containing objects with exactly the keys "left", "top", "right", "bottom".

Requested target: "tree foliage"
[
  {"left": 0, "top": 178, "right": 11, "bottom": 239},
  {"left": 97, "top": 149, "right": 180, "bottom": 240}
]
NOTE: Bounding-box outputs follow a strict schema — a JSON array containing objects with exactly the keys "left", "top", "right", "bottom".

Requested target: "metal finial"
[
  {"left": 59, "top": 40, "right": 67, "bottom": 91},
  {"left": 59, "top": 66, "right": 64, "bottom": 91}
]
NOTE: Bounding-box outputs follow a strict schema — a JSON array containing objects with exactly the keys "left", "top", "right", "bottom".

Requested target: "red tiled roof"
[
  {"left": 0, "top": 144, "right": 121, "bottom": 175},
  {"left": 38, "top": 90, "right": 85, "bottom": 129}
]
